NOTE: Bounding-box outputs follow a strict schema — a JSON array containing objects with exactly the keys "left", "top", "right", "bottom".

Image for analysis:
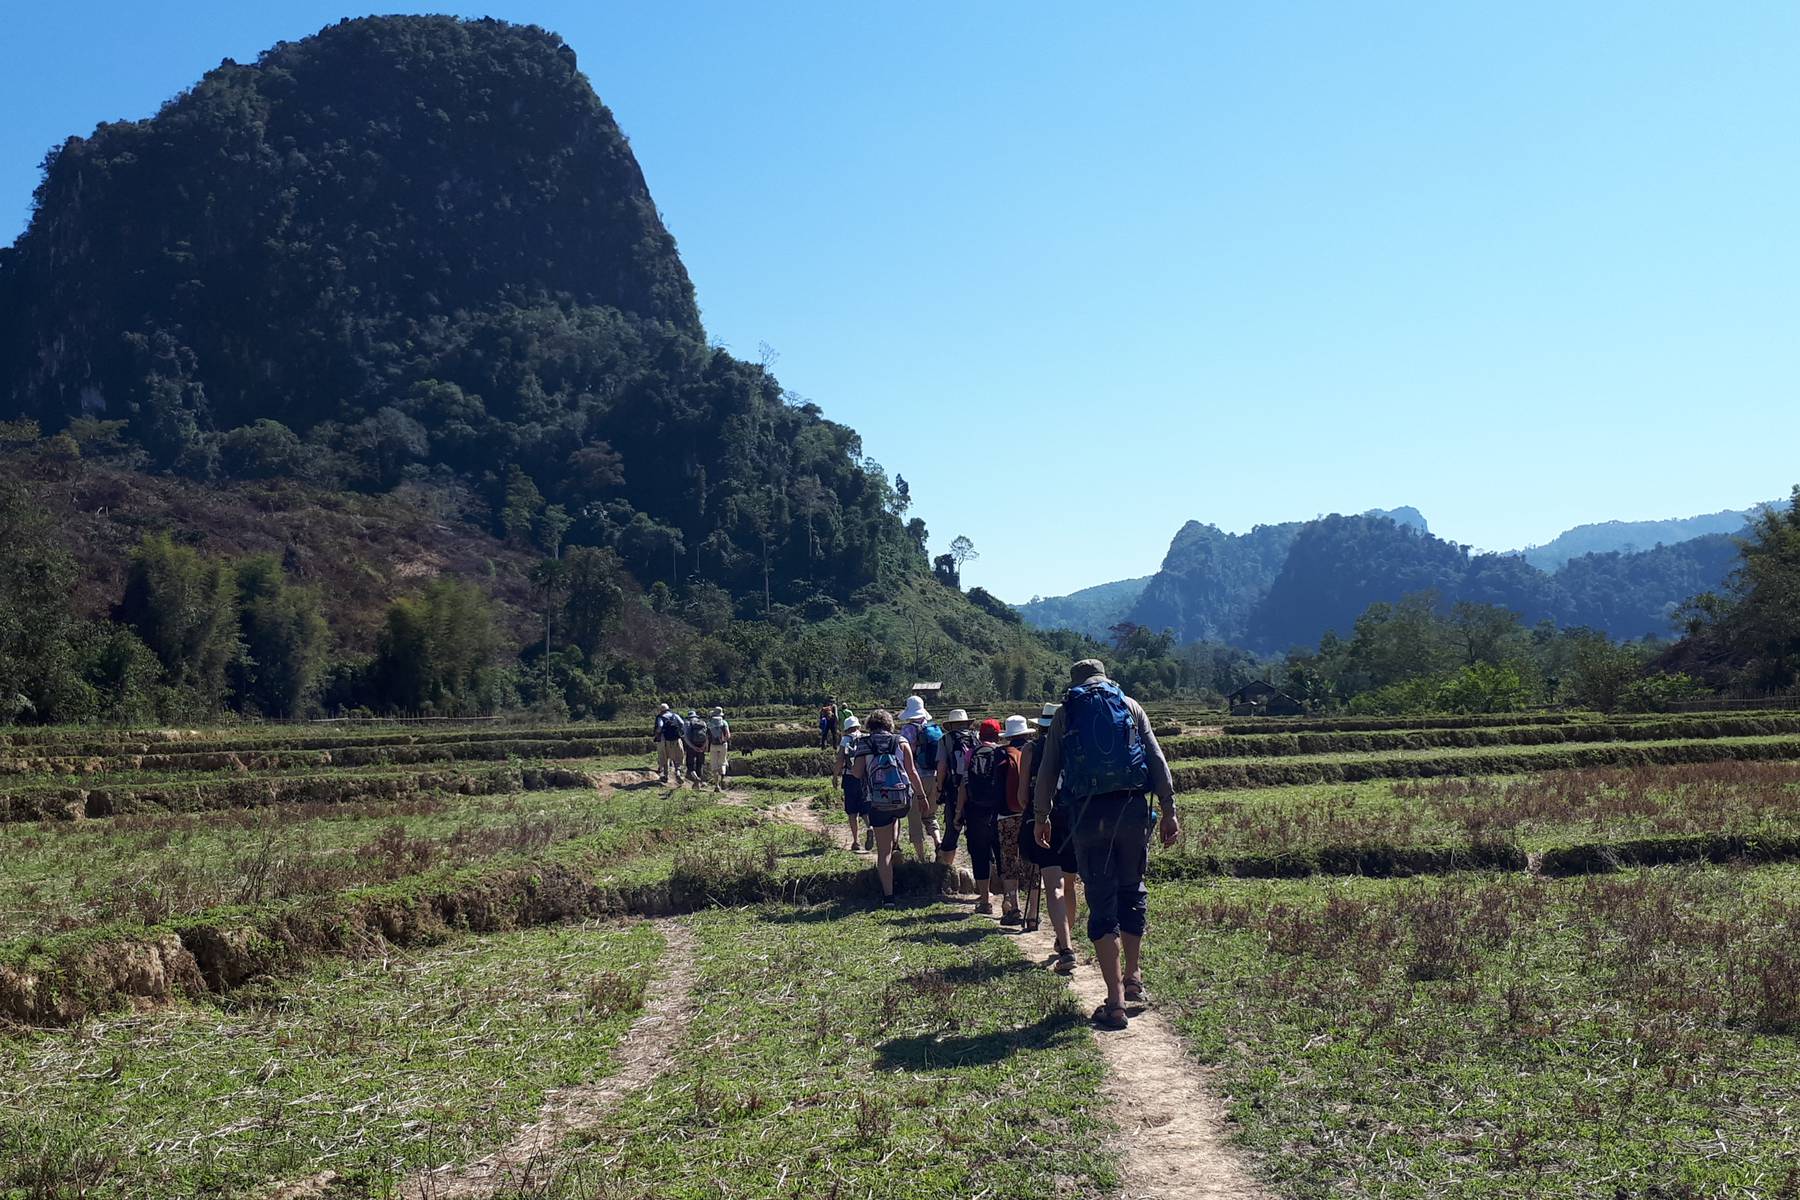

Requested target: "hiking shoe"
[
  {"left": 1054, "top": 947, "right": 1077, "bottom": 973},
  {"left": 974, "top": 899, "right": 994, "bottom": 916},
  {"left": 882, "top": 894, "right": 897, "bottom": 909},
  {"left": 1000, "top": 911, "right": 1024, "bottom": 927}
]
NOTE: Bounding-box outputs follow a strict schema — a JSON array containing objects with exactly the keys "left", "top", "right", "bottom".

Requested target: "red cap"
[{"left": 978, "top": 718, "right": 1003, "bottom": 741}]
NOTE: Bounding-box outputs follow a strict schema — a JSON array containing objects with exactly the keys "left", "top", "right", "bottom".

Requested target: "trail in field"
[
  {"left": 397, "top": 917, "right": 700, "bottom": 1200},
  {"left": 752, "top": 797, "right": 1268, "bottom": 1198},
  {"left": 985, "top": 899, "right": 1270, "bottom": 1200}
]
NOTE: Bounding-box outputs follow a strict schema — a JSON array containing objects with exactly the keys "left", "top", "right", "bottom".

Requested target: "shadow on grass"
[
  {"left": 894, "top": 926, "right": 1002, "bottom": 947},
  {"left": 887, "top": 910, "right": 970, "bottom": 927},
  {"left": 875, "top": 1010, "right": 1084, "bottom": 1071}
]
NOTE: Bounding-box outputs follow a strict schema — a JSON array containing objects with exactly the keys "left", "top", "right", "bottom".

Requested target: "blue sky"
[{"left": 5, "top": 3, "right": 1797, "bottom": 600}]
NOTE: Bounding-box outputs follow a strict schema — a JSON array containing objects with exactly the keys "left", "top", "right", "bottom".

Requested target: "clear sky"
[{"left": 5, "top": 3, "right": 1797, "bottom": 601}]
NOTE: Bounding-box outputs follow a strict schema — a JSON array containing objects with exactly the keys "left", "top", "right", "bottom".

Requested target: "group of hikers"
[
  {"left": 651, "top": 703, "right": 732, "bottom": 790},
  {"left": 832, "top": 658, "right": 1179, "bottom": 1030},
  {"left": 646, "top": 658, "right": 1178, "bottom": 1029}
]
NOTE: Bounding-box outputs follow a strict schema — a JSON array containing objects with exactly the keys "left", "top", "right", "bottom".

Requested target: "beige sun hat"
[
  {"left": 941, "top": 708, "right": 972, "bottom": 727},
  {"left": 1037, "top": 702, "right": 1059, "bottom": 728},
  {"left": 1000, "top": 714, "right": 1032, "bottom": 740}
]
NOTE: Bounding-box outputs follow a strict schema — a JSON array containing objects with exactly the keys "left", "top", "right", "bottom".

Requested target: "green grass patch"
[
  {"left": 522, "top": 902, "right": 1117, "bottom": 1199},
  {"left": 0, "top": 920, "right": 664, "bottom": 1197}
]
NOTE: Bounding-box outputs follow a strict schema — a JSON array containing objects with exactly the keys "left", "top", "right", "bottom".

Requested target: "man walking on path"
[
  {"left": 706, "top": 706, "right": 731, "bottom": 791},
  {"left": 897, "top": 695, "right": 944, "bottom": 862},
  {"left": 680, "top": 710, "right": 709, "bottom": 787},
  {"left": 1034, "top": 659, "right": 1179, "bottom": 1030},
  {"left": 653, "top": 703, "right": 685, "bottom": 785}
]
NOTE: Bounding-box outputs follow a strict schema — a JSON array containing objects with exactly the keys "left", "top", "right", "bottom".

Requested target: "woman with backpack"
[
  {"left": 897, "top": 695, "right": 944, "bottom": 863},
  {"left": 961, "top": 718, "right": 1021, "bottom": 920},
  {"left": 930, "top": 709, "right": 977, "bottom": 868},
  {"left": 848, "top": 709, "right": 929, "bottom": 908}
]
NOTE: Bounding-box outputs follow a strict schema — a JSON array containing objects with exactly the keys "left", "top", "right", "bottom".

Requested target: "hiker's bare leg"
[
  {"left": 874, "top": 823, "right": 896, "bottom": 896},
  {"left": 1122, "top": 932, "right": 1142, "bottom": 988},
  {"left": 1043, "top": 867, "right": 1072, "bottom": 948},
  {"left": 846, "top": 815, "right": 860, "bottom": 852},
  {"left": 1094, "top": 933, "right": 1124, "bottom": 1008},
  {"left": 908, "top": 803, "right": 927, "bottom": 863}
]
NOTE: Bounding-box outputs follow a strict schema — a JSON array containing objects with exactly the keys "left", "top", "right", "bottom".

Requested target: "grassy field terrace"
[{"left": 3, "top": 704, "right": 1799, "bottom": 1197}]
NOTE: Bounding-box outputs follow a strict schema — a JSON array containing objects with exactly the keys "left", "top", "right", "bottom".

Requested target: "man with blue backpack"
[{"left": 1033, "top": 659, "right": 1179, "bottom": 1030}]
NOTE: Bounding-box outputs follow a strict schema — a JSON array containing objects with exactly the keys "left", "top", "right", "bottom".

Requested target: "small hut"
[
  {"left": 1227, "top": 680, "right": 1303, "bottom": 717},
  {"left": 908, "top": 682, "right": 944, "bottom": 705}
]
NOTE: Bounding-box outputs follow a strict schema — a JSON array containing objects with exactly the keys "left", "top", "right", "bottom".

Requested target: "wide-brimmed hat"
[
  {"left": 1037, "top": 702, "right": 1059, "bottom": 728},
  {"left": 711, "top": 707, "right": 724, "bottom": 717},
  {"left": 842, "top": 715, "right": 861, "bottom": 732},
  {"left": 941, "top": 708, "right": 972, "bottom": 727},
  {"left": 1070, "top": 658, "right": 1107, "bottom": 684},
  {"left": 658, "top": 703, "right": 670, "bottom": 713},
  {"left": 686, "top": 710, "right": 699, "bottom": 718},
  {"left": 1001, "top": 714, "right": 1032, "bottom": 740},
  {"left": 899, "top": 695, "right": 931, "bottom": 723}
]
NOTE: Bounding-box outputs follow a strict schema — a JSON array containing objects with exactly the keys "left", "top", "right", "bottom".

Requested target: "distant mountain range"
[
  {"left": 1020, "top": 503, "right": 1763, "bottom": 651},
  {"left": 1517, "top": 506, "right": 1766, "bottom": 570}
]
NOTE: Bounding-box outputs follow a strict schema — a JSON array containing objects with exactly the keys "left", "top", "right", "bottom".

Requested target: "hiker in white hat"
[
  {"left": 1021, "top": 701, "right": 1079, "bottom": 971},
  {"left": 992, "top": 716, "right": 1035, "bottom": 924},
  {"left": 929, "top": 709, "right": 977, "bottom": 868},
  {"left": 897, "top": 695, "right": 944, "bottom": 862},
  {"left": 835, "top": 715, "right": 868, "bottom": 853}
]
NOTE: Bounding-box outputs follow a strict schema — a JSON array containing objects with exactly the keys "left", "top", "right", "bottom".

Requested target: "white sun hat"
[
  {"left": 843, "top": 716, "right": 861, "bottom": 732},
  {"left": 1000, "top": 714, "right": 1032, "bottom": 739},
  {"left": 899, "top": 695, "right": 931, "bottom": 724},
  {"left": 1037, "top": 702, "right": 1059, "bottom": 728},
  {"left": 941, "top": 708, "right": 972, "bottom": 727}
]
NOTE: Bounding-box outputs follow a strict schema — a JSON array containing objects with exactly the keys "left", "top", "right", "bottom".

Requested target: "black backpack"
[
  {"left": 657, "top": 712, "right": 683, "bottom": 740},
  {"left": 683, "top": 718, "right": 708, "bottom": 749},
  {"left": 963, "top": 743, "right": 1009, "bottom": 815}
]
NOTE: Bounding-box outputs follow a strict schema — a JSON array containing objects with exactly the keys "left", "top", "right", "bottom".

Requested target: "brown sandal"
[
  {"left": 1091, "top": 1001, "right": 1128, "bottom": 1030},
  {"left": 1124, "top": 975, "right": 1147, "bottom": 1004}
]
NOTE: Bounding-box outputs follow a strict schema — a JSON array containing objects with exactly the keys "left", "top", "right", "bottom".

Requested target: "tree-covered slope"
[
  {"left": 1127, "top": 520, "right": 1303, "bottom": 644},
  {"left": 1017, "top": 576, "right": 1151, "bottom": 640},
  {"left": 0, "top": 15, "right": 916, "bottom": 611}
]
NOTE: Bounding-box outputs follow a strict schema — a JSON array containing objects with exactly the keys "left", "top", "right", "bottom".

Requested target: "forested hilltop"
[{"left": 0, "top": 15, "right": 1068, "bottom": 723}]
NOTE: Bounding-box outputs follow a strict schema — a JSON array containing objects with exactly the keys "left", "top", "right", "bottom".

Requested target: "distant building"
[
  {"left": 1226, "top": 680, "right": 1303, "bottom": 717},
  {"left": 909, "top": 682, "right": 944, "bottom": 702}
]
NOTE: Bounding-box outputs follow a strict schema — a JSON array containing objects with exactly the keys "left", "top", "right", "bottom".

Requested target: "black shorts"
[
  {"left": 867, "top": 802, "right": 905, "bottom": 830},
  {"left": 1023, "top": 805, "right": 1079, "bottom": 874},
  {"left": 842, "top": 775, "right": 867, "bottom": 815}
]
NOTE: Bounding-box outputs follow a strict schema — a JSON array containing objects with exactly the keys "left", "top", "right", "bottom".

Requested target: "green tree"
[
  {"left": 117, "top": 534, "right": 238, "bottom": 709},
  {"left": 0, "top": 481, "right": 93, "bottom": 722},
  {"left": 369, "top": 578, "right": 504, "bottom": 715},
  {"left": 562, "top": 546, "right": 626, "bottom": 660},
  {"left": 231, "top": 555, "right": 328, "bottom": 717}
]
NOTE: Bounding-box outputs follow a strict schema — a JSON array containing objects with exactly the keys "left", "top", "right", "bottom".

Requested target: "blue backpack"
[
  {"left": 912, "top": 722, "right": 945, "bottom": 772},
  {"left": 1058, "top": 680, "right": 1148, "bottom": 799}
]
